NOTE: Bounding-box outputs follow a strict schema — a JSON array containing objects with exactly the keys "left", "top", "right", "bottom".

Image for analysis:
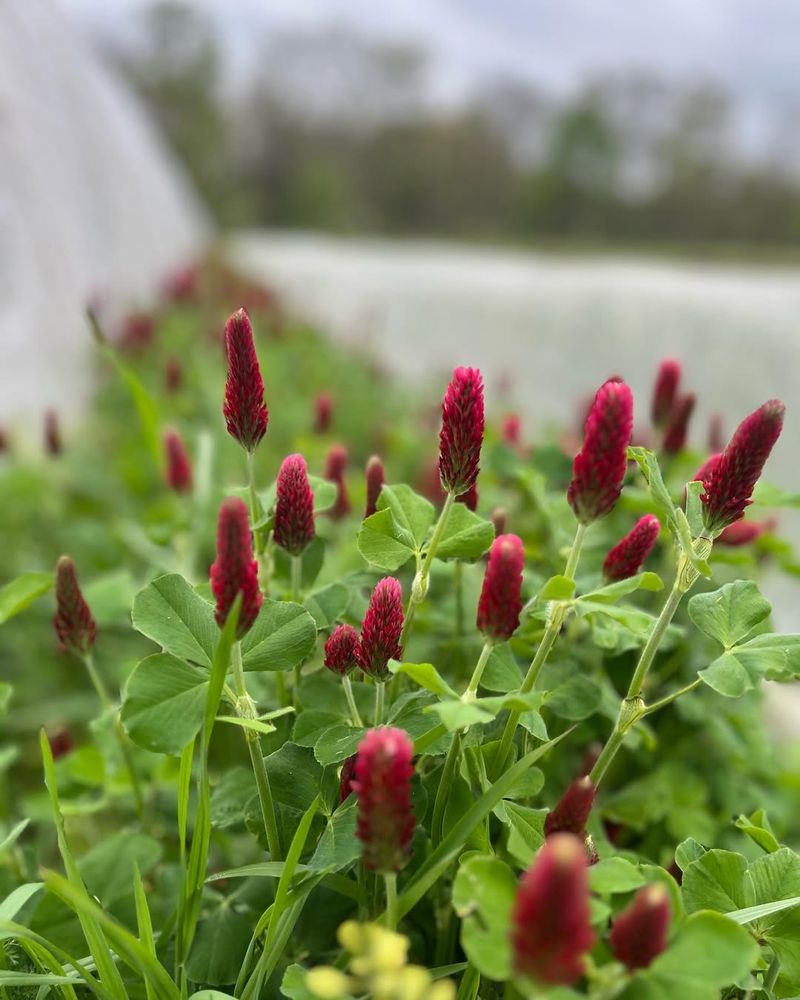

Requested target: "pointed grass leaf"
[{"left": 0, "top": 572, "right": 53, "bottom": 624}]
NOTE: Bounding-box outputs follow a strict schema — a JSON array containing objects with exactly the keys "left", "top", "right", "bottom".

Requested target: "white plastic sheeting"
[{"left": 0, "top": 0, "right": 207, "bottom": 427}]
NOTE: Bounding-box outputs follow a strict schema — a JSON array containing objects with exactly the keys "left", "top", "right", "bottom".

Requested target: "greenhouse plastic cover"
[{"left": 0, "top": 0, "right": 207, "bottom": 429}]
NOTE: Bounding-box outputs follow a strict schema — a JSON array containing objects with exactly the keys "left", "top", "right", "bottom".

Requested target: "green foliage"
[{"left": 1, "top": 269, "right": 798, "bottom": 999}]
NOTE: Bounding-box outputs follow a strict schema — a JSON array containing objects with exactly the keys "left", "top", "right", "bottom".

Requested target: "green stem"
[
  {"left": 465, "top": 641, "right": 494, "bottom": 699},
  {"left": 454, "top": 561, "right": 464, "bottom": 636},
  {"left": 290, "top": 554, "right": 302, "bottom": 603},
  {"left": 383, "top": 872, "right": 398, "bottom": 931},
  {"left": 400, "top": 492, "right": 455, "bottom": 647},
  {"left": 490, "top": 522, "right": 586, "bottom": 777},
  {"left": 83, "top": 652, "right": 144, "bottom": 819},
  {"left": 430, "top": 732, "right": 461, "bottom": 847},
  {"left": 342, "top": 675, "right": 363, "bottom": 727},
  {"left": 374, "top": 682, "right": 385, "bottom": 727},
  {"left": 232, "top": 643, "right": 282, "bottom": 860},
  {"left": 764, "top": 955, "right": 780, "bottom": 994},
  {"left": 590, "top": 551, "right": 698, "bottom": 787},
  {"left": 642, "top": 677, "right": 703, "bottom": 717}
]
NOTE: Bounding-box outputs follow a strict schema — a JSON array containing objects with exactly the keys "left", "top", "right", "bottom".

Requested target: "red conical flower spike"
[
  {"left": 357, "top": 577, "right": 404, "bottom": 680},
  {"left": 477, "top": 534, "right": 524, "bottom": 642},
  {"left": 610, "top": 883, "right": 671, "bottom": 970},
  {"left": 438, "top": 366, "right": 485, "bottom": 496},
  {"left": 544, "top": 776, "right": 596, "bottom": 838},
  {"left": 274, "top": 453, "right": 315, "bottom": 555},
  {"left": 456, "top": 482, "right": 479, "bottom": 512},
  {"left": 324, "top": 624, "right": 360, "bottom": 676},
  {"left": 568, "top": 379, "right": 634, "bottom": 524},
  {"left": 512, "top": 833, "right": 596, "bottom": 985},
  {"left": 339, "top": 754, "right": 358, "bottom": 803},
  {"left": 223, "top": 307, "right": 269, "bottom": 452},
  {"left": 717, "top": 518, "right": 775, "bottom": 546},
  {"left": 44, "top": 410, "right": 62, "bottom": 456},
  {"left": 602, "top": 515, "right": 660, "bottom": 582},
  {"left": 701, "top": 400, "right": 785, "bottom": 534},
  {"left": 693, "top": 452, "right": 722, "bottom": 486},
  {"left": 165, "top": 356, "right": 183, "bottom": 393},
  {"left": 365, "top": 455, "right": 385, "bottom": 518},
  {"left": 54, "top": 556, "right": 97, "bottom": 656},
  {"left": 325, "top": 444, "right": 351, "bottom": 519},
  {"left": 314, "top": 392, "right": 333, "bottom": 433},
  {"left": 651, "top": 359, "right": 681, "bottom": 429},
  {"left": 662, "top": 393, "right": 696, "bottom": 454},
  {"left": 210, "top": 497, "right": 262, "bottom": 638},
  {"left": 352, "top": 727, "right": 415, "bottom": 872},
  {"left": 164, "top": 429, "right": 193, "bottom": 494},
  {"left": 502, "top": 413, "right": 521, "bottom": 446}
]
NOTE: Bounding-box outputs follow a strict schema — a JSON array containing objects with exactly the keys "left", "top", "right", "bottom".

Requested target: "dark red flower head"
[
  {"left": 662, "top": 393, "right": 696, "bottom": 454},
  {"left": 544, "top": 776, "right": 596, "bottom": 838},
  {"left": 456, "top": 482, "right": 479, "bottom": 512},
  {"left": 44, "top": 410, "right": 62, "bottom": 456},
  {"left": 567, "top": 379, "right": 634, "bottom": 524},
  {"left": 223, "top": 307, "right": 269, "bottom": 452},
  {"left": 701, "top": 399, "right": 785, "bottom": 534},
  {"left": 717, "top": 518, "right": 775, "bottom": 546},
  {"left": 512, "top": 833, "right": 597, "bottom": 984},
  {"left": 339, "top": 754, "right": 358, "bottom": 803},
  {"left": 209, "top": 497, "right": 262, "bottom": 638},
  {"left": 314, "top": 392, "right": 333, "bottom": 433},
  {"left": 693, "top": 452, "right": 722, "bottom": 486},
  {"left": 365, "top": 455, "right": 385, "bottom": 519},
  {"left": 274, "top": 453, "right": 315, "bottom": 555},
  {"left": 48, "top": 727, "right": 74, "bottom": 760},
  {"left": 357, "top": 577, "right": 404, "bottom": 680},
  {"left": 352, "top": 727, "right": 416, "bottom": 872},
  {"left": 165, "top": 356, "right": 183, "bottom": 393},
  {"left": 477, "top": 534, "right": 524, "bottom": 642},
  {"left": 651, "top": 359, "right": 681, "bottom": 428},
  {"left": 502, "top": 413, "right": 521, "bottom": 446},
  {"left": 602, "top": 515, "right": 660, "bottom": 582},
  {"left": 164, "top": 429, "right": 193, "bottom": 494},
  {"left": 610, "top": 883, "right": 671, "bottom": 970},
  {"left": 325, "top": 444, "right": 351, "bottom": 519},
  {"left": 54, "top": 556, "right": 96, "bottom": 656},
  {"left": 324, "top": 624, "right": 360, "bottom": 676},
  {"left": 708, "top": 413, "right": 725, "bottom": 453},
  {"left": 119, "top": 311, "right": 155, "bottom": 352},
  {"left": 163, "top": 264, "right": 199, "bottom": 303},
  {"left": 438, "top": 366, "right": 485, "bottom": 496}
]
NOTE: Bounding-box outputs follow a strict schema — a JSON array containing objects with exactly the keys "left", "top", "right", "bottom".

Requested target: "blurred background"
[{"left": 4, "top": 0, "right": 800, "bottom": 481}]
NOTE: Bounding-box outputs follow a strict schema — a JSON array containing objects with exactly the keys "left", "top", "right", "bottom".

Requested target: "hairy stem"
[
  {"left": 232, "top": 642, "right": 282, "bottom": 859},
  {"left": 400, "top": 491, "right": 455, "bottom": 647},
  {"left": 384, "top": 872, "right": 398, "bottom": 931},
  {"left": 342, "top": 674, "right": 363, "bottom": 727},
  {"left": 374, "top": 682, "right": 385, "bottom": 727}
]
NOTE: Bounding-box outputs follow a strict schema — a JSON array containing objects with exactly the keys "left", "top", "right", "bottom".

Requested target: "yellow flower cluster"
[{"left": 306, "top": 921, "right": 455, "bottom": 1000}]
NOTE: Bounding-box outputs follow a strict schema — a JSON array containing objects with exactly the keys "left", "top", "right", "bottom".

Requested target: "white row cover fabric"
[{"left": 0, "top": 0, "right": 207, "bottom": 428}]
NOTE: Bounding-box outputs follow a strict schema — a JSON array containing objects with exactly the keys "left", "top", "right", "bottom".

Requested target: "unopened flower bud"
[
  {"left": 602, "top": 515, "right": 660, "bottom": 582},
  {"left": 209, "top": 497, "right": 262, "bottom": 638},
  {"left": 476, "top": 534, "right": 524, "bottom": 642},
  {"left": 353, "top": 727, "right": 416, "bottom": 872},
  {"left": 438, "top": 367, "right": 484, "bottom": 496},
  {"left": 53, "top": 556, "right": 96, "bottom": 656},
  {"left": 325, "top": 624, "right": 360, "bottom": 676},
  {"left": 609, "top": 883, "right": 671, "bottom": 970},
  {"left": 365, "top": 455, "right": 385, "bottom": 519},
  {"left": 274, "top": 453, "right": 315, "bottom": 555},
  {"left": 358, "top": 578, "right": 404, "bottom": 680}
]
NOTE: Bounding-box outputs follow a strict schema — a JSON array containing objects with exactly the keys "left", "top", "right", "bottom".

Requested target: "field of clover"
[{"left": 3, "top": 260, "right": 800, "bottom": 1000}]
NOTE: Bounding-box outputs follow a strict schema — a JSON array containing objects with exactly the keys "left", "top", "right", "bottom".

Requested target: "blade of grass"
[
  {"left": 39, "top": 732, "right": 129, "bottom": 999},
  {"left": 43, "top": 871, "right": 179, "bottom": 1000},
  {"left": 392, "top": 728, "right": 574, "bottom": 920},
  {"left": 133, "top": 865, "right": 158, "bottom": 1000},
  {"left": 0, "top": 921, "right": 108, "bottom": 1000}
]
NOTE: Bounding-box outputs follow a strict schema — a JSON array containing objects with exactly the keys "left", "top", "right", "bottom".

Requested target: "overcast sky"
[{"left": 63, "top": 0, "right": 800, "bottom": 150}]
